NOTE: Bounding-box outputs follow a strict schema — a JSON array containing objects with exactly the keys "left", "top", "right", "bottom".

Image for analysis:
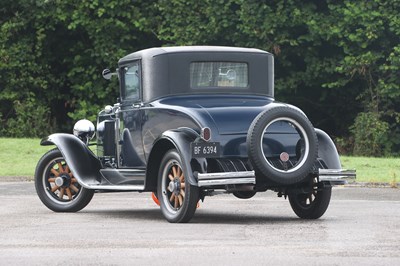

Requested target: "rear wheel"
[
  {"left": 157, "top": 150, "right": 199, "bottom": 223},
  {"left": 35, "top": 149, "right": 94, "bottom": 212},
  {"left": 288, "top": 177, "right": 332, "bottom": 219}
]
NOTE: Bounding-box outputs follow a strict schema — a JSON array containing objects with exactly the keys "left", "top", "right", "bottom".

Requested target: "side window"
[{"left": 123, "top": 62, "right": 140, "bottom": 100}]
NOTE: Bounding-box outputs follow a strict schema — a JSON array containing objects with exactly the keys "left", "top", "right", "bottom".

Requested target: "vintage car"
[{"left": 35, "top": 46, "right": 355, "bottom": 223}]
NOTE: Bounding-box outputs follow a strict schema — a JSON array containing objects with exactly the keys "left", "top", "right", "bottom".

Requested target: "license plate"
[{"left": 191, "top": 142, "right": 221, "bottom": 158}]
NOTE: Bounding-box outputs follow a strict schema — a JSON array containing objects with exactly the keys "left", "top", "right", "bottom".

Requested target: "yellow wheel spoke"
[
  {"left": 66, "top": 188, "right": 72, "bottom": 200},
  {"left": 50, "top": 169, "right": 59, "bottom": 177},
  {"left": 168, "top": 174, "right": 174, "bottom": 181},
  {"left": 57, "top": 162, "right": 64, "bottom": 172},
  {"left": 48, "top": 178, "right": 56, "bottom": 183},
  {"left": 172, "top": 166, "right": 177, "bottom": 177},
  {"left": 178, "top": 195, "right": 183, "bottom": 206},
  {"left": 70, "top": 184, "right": 79, "bottom": 193},
  {"left": 180, "top": 189, "right": 185, "bottom": 198},
  {"left": 59, "top": 188, "right": 65, "bottom": 199},
  {"left": 51, "top": 185, "right": 59, "bottom": 192},
  {"left": 169, "top": 193, "right": 175, "bottom": 202},
  {"left": 180, "top": 182, "right": 185, "bottom": 189},
  {"left": 174, "top": 196, "right": 179, "bottom": 208}
]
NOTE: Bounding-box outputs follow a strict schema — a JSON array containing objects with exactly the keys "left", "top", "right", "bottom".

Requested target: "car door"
[{"left": 119, "top": 61, "right": 146, "bottom": 167}]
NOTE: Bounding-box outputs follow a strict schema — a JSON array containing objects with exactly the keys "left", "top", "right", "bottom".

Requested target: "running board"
[
  {"left": 196, "top": 171, "right": 256, "bottom": 187},
  {"left": 83, "top": 184, "right": 145, "bottom": 191},
  {"left": 81, "top": 168, "right": 146, "bottom": 191}
]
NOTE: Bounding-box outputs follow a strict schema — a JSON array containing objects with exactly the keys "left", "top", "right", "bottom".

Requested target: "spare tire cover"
[{"left": 247, "top": 105, "right": 318, "bottom": 185}]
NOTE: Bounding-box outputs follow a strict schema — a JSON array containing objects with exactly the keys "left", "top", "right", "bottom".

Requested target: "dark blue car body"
[{"left": 35, "top": 46, "right": 355, "bottom": 222}]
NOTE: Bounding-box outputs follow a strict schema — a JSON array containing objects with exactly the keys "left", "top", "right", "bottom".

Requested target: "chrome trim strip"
[
  {"left": 198, "top": 178, "right": 256, "bottom": 187},
  {"left": 318, "top": 169, "right": 356, "bottom": 181},
  {"left": 197, "top": 171, "right": 256, "bottom": 187},
  {"left": 197, "top": 171, "right": 255, "bottom": 180},
  {"left": 84, "top": 184, "right": 145, "bottom": 191}
]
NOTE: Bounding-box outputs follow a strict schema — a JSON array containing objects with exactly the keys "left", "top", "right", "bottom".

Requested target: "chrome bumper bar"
[
  {"left": 196, "top": 169, "right": 356, "bottom": 187},
  {"left": 196, "top": 171, "right": 256, "bottom": 187},
  {"left": 318, "top": 169, "right": 356, "bottom": 185}
]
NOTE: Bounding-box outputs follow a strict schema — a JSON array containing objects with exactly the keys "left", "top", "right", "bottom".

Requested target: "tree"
[
  {"left": 0, "top": 0, "right": 159, "bottom": 137},
  {"left": 1, "top": 0, "right": 399, "bottom": 156}
]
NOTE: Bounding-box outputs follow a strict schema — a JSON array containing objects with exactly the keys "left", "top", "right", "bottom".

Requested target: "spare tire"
[{"left": 247, "top": 105, "right": 318, "bottom": 185}]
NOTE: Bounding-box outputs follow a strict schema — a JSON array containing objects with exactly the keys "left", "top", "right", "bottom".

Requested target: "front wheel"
[
  {"left": 288, "top": 177, "right": 332, "bottom": 219},
  {"left": 157, "top": 150, "right": 199, "bottom": 223},
  {"left": 35, "top": 148, "right": 94, "bottom": 212}
]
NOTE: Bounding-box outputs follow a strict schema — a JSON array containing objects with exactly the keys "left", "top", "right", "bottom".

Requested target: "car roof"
[
  {"left": 118, "top": 46, "right": 274, "bottom": 102},
  {"left": 119, "top": 46, "right": 270, "bottom": 64}
]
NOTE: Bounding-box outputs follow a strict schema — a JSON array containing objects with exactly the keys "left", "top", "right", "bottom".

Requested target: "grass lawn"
[
  {"left": 0, "top": 138, "right": 398, "bottom": 185},
  {"left": 341, "top": 156, "right": 400, "bottom": 186},
  {"left": 0, "top": 138, "right": 52, "bottom": 177}
]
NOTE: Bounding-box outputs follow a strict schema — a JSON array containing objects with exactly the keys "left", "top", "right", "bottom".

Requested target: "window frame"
[
  {"left": 120, "top": 60, "right": 142, "bottom": 103},
  {"left": 189, "top": 61, "right": 249, "bottom": 89}
]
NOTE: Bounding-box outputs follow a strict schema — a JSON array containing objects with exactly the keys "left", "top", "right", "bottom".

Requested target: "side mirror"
[{"left": 102, "top": 69, "right": 117, "bottom": 80}]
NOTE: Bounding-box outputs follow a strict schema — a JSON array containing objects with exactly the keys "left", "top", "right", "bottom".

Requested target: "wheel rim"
[
  {"left": 42, "top": 157, "right": 83, "bottom": 204},
  {"left": 260, "top": 117, "right": 310, "bottom": 173},
  {"left": 295, "top": 177, "right": 319, "bottom": 207},
  {"left": 161, "top": 159, "right": 186, "bottom": 213}
]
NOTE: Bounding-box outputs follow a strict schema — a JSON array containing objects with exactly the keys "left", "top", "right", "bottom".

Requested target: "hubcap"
[
  {"left": 54, "top": 176, "right": 64, "bottom": 187},
  {"left": 55, "top": 173, "right": 72, "bottom": 188},
  {"left": 168, "top": 178, "right": 181, "bottom": 195}
]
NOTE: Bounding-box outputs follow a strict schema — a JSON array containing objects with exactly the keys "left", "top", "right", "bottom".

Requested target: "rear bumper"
[
  {"left": 196, "top": 169, "right": 356, "bottom": 187},
  {"left": 197, "top": 171, "right": 256, "bottom": 187},
  {"left": 318, "top": 169, "right": 356, "bottom": 185}
]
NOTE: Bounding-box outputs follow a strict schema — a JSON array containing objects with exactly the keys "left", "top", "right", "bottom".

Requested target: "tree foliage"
[{"left": 1, "top": 0, "right": 399, "bottom": 156}]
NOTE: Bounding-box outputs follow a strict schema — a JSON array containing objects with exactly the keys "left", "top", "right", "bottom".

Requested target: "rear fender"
[
  {"left": 315, "top": 129, "right": 341, "bottom": 169},
  {"left": 41, "top": 133, "right": 103, "bottom": 187},
  {"left": 146, "top": 128, "right": 206, "bottom": 189}
]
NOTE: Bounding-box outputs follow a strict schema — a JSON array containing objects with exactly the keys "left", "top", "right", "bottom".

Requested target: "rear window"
[{"left": 190, "top": 62, "right": 248, "bottom": 88}]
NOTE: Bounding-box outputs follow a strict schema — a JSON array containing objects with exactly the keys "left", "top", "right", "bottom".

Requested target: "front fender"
[
  {"left": 41, "top": 133, "right": 103, "bottom": 187},
  {"left": 315, "top": 129, "right": 341, "bottom": 169}
]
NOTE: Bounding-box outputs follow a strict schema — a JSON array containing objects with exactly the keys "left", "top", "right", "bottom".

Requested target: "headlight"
[{"left": 73, "top": 119, "right": 95, "bottom": 144}]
